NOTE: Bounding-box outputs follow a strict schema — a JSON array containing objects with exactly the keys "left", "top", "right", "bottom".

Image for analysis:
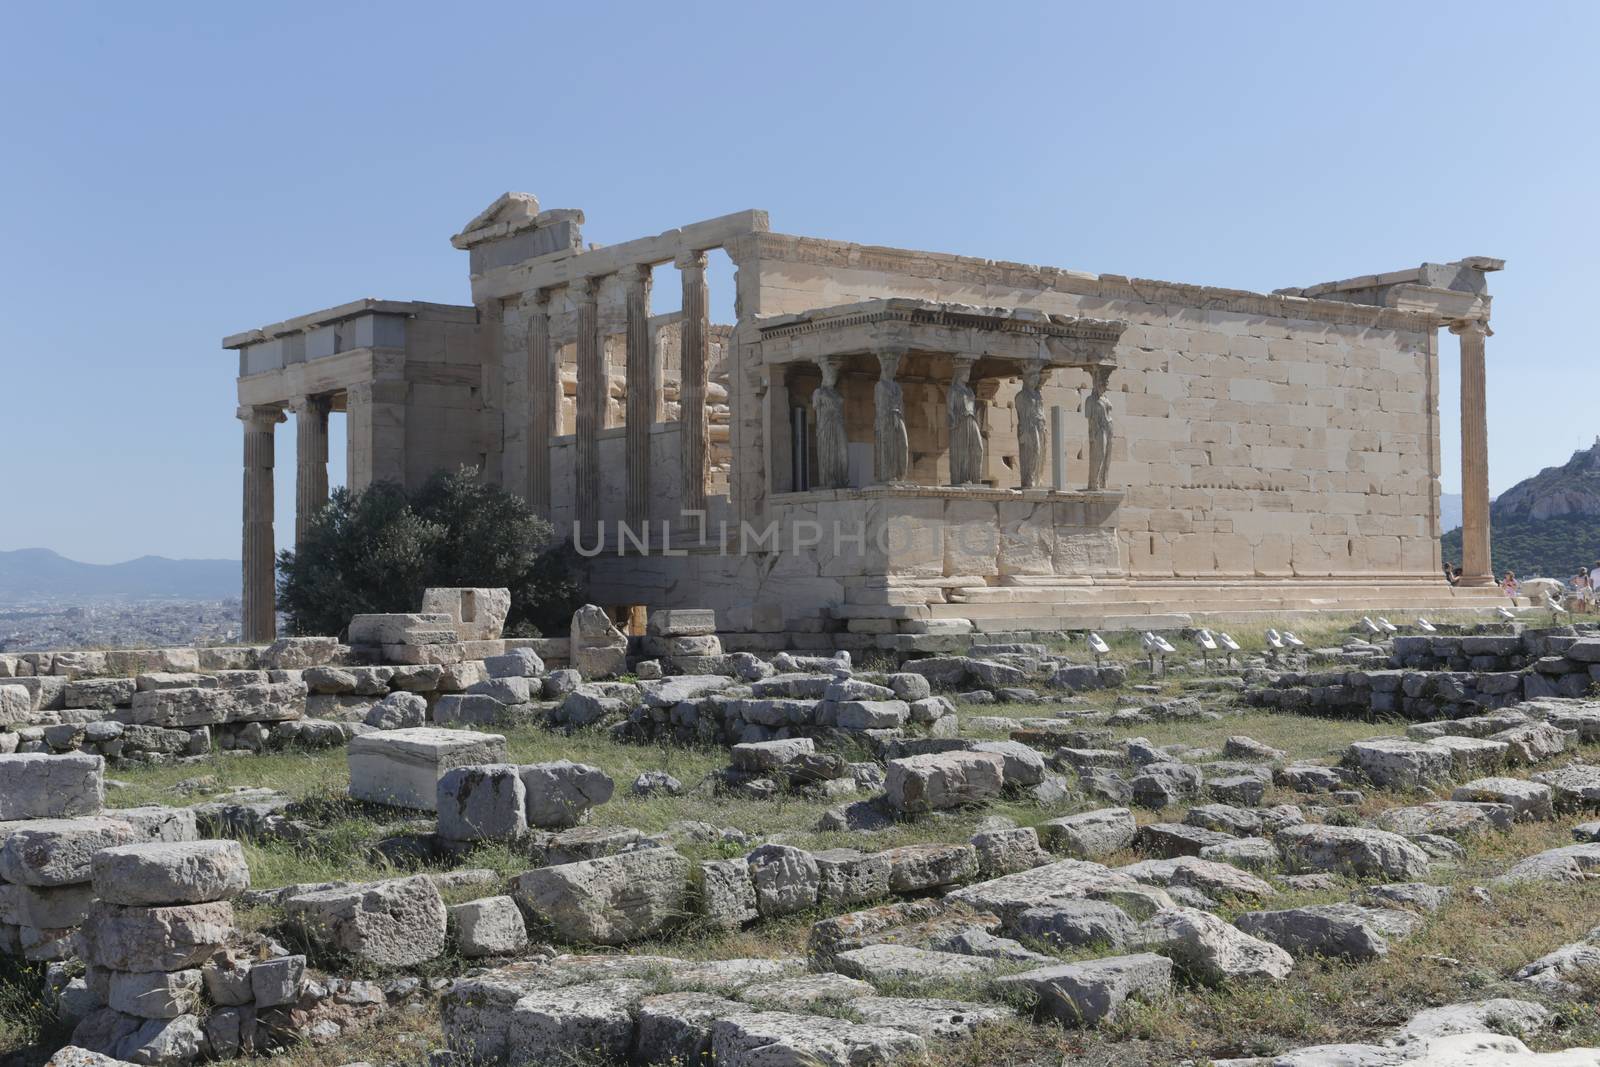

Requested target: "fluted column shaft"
[
  {"left": 1452, "top": 319, "right": 1493, "bottom": 585},
  {"left": 677, "top": 250, "right": 710, "bottom": 515},
  {"left": 525, "top": 290, "right": 553, "bottom": 517},
  {"left": 574, "top": 277, "right": 603, "bottom": 530},
  {"left": 240, "top": 405, "right": 285, "bottom": 643},
  {"left": 624, "top": 264, "right": 654, "bottom": 527},
  {"left": 292, "top": 395, "right": 330, "bottom": 545}
]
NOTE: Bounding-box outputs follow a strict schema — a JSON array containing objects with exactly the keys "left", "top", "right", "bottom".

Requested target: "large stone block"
[
  {"left": 448, "top": 896, "right": 528, "bottom": 958},
  {"left": 90, "top": 841, "right": 250, "bottom": 906},
  {"left": 0, "top": 817, "right": 137, "bottom": 887},
  {"left": 884, "top": 751, "right": 1005, "bottom": 813},
  {"left": 1040, "top": 808, "right": 1138, "bottom": 858},
  {"left": 1133, "top": 906, "right": 1293, "bottom": 984},
  {"left": 437, "top": 764, "right": 528, "bottom": 842},
  {"left": 511, "top": 848, "right": 691, "bottom": 945},
  {"left": 77, "top": 900, "right": 235, "bottom": 972},
  {"left": 995, "top": 953, "right": 1172, "bottom": 1026},
  {"left": 107, "top": 968, "right": 203, "bottom": 1019},
  {"left": 284, "top": 875, "right": 447, "bottom": 967},
  {"left": 346, "top": 727, "right": 509, "bottom": 811},
  {"left": 126, "top": 683, "right": 304, "bottom": 728},
  {"left": 518, "top": 761, "right": 615, "bottom": 829},
  {"left": 421, "top": 587, "right": 511, "bottom": 641},
  {"left": 0, "top": 753, "right": 104, "bottom": 819},
  {"left": 710, "top": 1010, "right": 926, "bottom": 1067},
  {"left": 570, "top": 604, "right": 628, "bottom": 679}
]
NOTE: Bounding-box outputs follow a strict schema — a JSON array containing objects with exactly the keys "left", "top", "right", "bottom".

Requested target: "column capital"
[
  {"left": 527, "top": 287, "right": 552, "bottom": 311},
  {"left": 874, "top": 347, "right": 907, "bottom": 375},
  {"left": 288, "top": 394, "right": 330, "bottom": 416},
  {"left": 1449, "top": 317, "right": 1493, "bottom": 338},
  {"left": 624, "top": 261, "right": 652, "bottom": 284},
  {"left": 572, "top": 275, "right": 601, "bottom": 301},
  {"left": 236, "top": 405, "right": 286, "bottom": 430},
  {"left": 675, "top": 249, "right": 708, "bottom": 272}
]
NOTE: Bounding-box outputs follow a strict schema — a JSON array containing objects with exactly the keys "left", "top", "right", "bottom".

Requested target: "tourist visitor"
[
  {"left": 1575, "top": 570, "right": 1592, "bottom": 613},
  {"left": 1501, "top": 571, "right": 1520, "bottom": 602},
  {"left": 1444, "top": 562, "right": 1459, "bottom": 586},
  {"left": 1590, "top": 560, "right": 1600, "bottom": 598}
]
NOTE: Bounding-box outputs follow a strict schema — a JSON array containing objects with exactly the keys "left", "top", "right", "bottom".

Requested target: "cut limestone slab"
[
  {"left": 0, "top": 753, "right": 104, "bottom": 819},
  {"left": 77, "top": 901, "right": 235, "bottom": 972},
  {"left": 519, "top": 761, "right": 615, "bottom": 829},
  {"left": 1134, "top": 907, "right": 1293, "bottom": 984},
  {"left": 1234, "top": 903, "right": 1425, "bottom": 961},
  {"left": 90, "top": 841, "right": 249, "bottom": 906},
  {"left": 346, "top": 728, "right": 509, "bottom": 811},
  {"left": 0, "top": 817, "right": 137, "bottom": 887},
  {"left": 1275, "top": 824, "right": 1431, "bottom": 882},
  {"left": 449, "top": 896, "right": 528, "bottom": 958},
  {"left": 1451, "top": 777, "right": 1555, "bottom": 821},
  {"left": 833, "top": 944, "right": 998, "bottom": 984},
  {"left": 851, "top": 995, "right": 1014, "bottom": 1037},
  {"left": 884, "top": 751, "right": 1005, "bottom": 813},
  {"left": 511, "top": 848, "right": 691, "bottom": 945},
  {"left": 710, "top": 1010, "right": 926, "bottom": 1067},
  {"left": 1039, "top": 808, "right": 1137, "bottom": 858},
  {"left": 284, "top": 875, "right": 447, "bottom": 967},
  {"left": 995, "top": 953, "right": 1172, "bottom": 1027},
  {"left": 436, "top": 764, "right": 528, "bottom": 842}
]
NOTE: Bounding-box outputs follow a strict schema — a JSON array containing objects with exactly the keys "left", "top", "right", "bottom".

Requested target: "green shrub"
[{"left": 276, "top": 468, "right": 581, "bottom": 638}]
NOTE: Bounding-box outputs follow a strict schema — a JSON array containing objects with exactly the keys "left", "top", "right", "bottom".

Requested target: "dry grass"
[{"left": 26, "top": 620, "right": 1600, "bottom": 1065}]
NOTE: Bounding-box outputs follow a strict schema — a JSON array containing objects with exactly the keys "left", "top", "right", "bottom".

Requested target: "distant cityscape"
[
  {"left": 0, "top": 595, "right": 242, "bottom": 652},
  {"left": 0, "top": 547, "right": 243, "bottom": 651}
]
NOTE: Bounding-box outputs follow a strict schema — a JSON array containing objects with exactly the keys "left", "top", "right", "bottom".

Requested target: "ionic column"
[
  {"left": 525, "top": 290, "right": 553, "bottom": 516},
  {"left": 573, "top": 276, "right": 603, "bottom": 529},
  {"left": 291, "top": 395, "right": 330, "bottom": 545},
  {"left": 1451, "top": 319, "right": 1493, "bottom": 585},
  {"left": 624, "top": 264, "right": 654, "bottom": 527},
  {"left": 677, "top": 250, "right": 710, "bottom": 514},
  {"left": 239, "top": 405, "right": 285, "bottom": 644}
]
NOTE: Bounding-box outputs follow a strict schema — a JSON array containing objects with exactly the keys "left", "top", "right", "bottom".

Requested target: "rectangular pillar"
[
  {"left": 525, "top": 289, "right": 553, "bottom": 517},
  {"left": 677, "top": 250, "right": 710, "bottom": 515},
  {"left": 1452, "top": 319, "right": 1493, "bottom": 585},
  {"left": 624, "top": 264, "right": 654, "bottom": 527},
  {"left": 573, "top": 276, "right": 602, "bottom": 530},
  {"left": 345, "top": 380, "right": 408, "bottom": 492},
  {"left": 239, "top": 405, "right": 285, "bottom": 644},
  {"left": 293, "top": 394, "right": 330, "bottom": 545}
]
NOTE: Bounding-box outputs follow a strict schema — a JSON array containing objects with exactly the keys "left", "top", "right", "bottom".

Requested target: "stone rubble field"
[{"left": 7, "top": 613, "right": 1600, "bottom": 1065}]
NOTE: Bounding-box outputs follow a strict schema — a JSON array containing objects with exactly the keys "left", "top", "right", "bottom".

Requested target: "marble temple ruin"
[{"left": 222, "top": 193, "right": 1505, "bottom": 642}]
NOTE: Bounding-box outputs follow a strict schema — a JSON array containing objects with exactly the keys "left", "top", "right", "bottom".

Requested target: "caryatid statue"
[
  {"left": 1016, "top": 358, "right": 1050, "bottom": 489},
  {"left": 1085, "top": 364, "right": 1114, "bottom": 491},
  {"left": 948, "top": 357, "right": 985, "bottom": 486},
  {"left": 873, "top": 349, "right": 910, "bottom": 483},
  {"left": 814, "top": 356, "right": 848, "bottom": 489}
]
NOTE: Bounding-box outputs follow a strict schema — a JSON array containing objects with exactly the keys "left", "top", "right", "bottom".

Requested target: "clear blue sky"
[{"left": 2, "top": 2, "right": 1593, "bottom": 563}]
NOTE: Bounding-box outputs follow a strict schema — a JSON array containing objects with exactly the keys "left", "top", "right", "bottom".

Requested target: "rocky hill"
[
  {"left": 1442, "top": 439, "right": 1600, "bottom": 580},
  {"left": 0, "top": 547, "right": 239, "bottom": 603}
]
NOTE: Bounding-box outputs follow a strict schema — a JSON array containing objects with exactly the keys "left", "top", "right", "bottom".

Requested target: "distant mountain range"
[
  {"left": 1440, "top": 493, "right": 1462, "bottom": 534},
  {"left": 0, "top": 548, "right": 239, "bottom": 602},
  {"left": 1442, "top": 439, "right": 1600, "bottom": 580}
]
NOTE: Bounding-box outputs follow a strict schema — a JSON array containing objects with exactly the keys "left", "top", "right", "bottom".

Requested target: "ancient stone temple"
[{"left": 222, "top": 192, "right": 1504, "bottom": 642}]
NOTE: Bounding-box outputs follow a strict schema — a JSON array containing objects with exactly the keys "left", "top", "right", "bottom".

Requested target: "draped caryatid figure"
[
  {"left": 1085, "top": 365, "right": 1114, "bottom": 491},
  {"left": 814, "top": 356, "right": 849, "bottom": 489},
  {"left": 874, "top": 349, "right": 910, "bottom": 483},
  {"left": 1016, "top": 359, "right": 1049, "bottom": 489},
  {"left": 948, "top": 357, "right": 984, "bottom": 485}
]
